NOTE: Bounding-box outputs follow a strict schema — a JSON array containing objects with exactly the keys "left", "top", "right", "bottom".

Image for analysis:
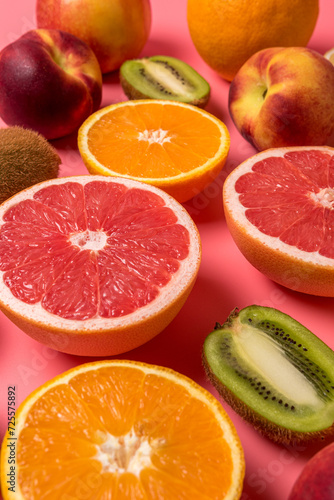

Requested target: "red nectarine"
[
  {"left": 0, "top": 29, "right": 102, "bottom": 140},
  {"left": 288, "top": 443, "right": 334, "bottom": 500}
]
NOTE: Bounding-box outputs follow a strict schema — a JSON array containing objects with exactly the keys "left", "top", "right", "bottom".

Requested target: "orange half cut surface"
[
  {"left": 78, "top": 100, "right": 230, "bottom": 202},
  {"left": 0, "top": 360, "right": 245, "bottom": 500}
]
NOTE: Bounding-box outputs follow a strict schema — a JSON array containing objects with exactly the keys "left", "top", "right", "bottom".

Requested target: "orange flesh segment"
[
  {"left": 17, "top": 365, "right": 234, "bottom": 499},
  {"left": 0, "top": 180, "right": 190, "bottom": 320},
  {"left": 86, "top": 103, "right": 223, "bottom": 178},
  {"left": 235, "top": 150, "right": 334, "bottom": 257}
]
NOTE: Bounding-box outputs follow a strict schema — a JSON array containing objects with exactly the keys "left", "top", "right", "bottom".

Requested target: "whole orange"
[
  {"left": 36, "top": 0, "right": 151, "bottom": 74},
  {"left": 187, "top": 0, "right": 319, "bottom": 81}
]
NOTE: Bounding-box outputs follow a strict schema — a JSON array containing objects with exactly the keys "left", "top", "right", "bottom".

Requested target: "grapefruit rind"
[
  {"left": 223, "top": 147, "right": 334, "bottom": 297},
  {"left": 0, "top": 176, "right": 201, "bottom": 355},
  {"left": 0, "top": 359, "right": 245, "bottom": 500},
  {"left": 78, "top": 100, "right": 230, "bottom": 203}
]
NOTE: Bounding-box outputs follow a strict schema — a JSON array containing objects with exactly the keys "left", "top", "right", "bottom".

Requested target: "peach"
[
  {"left": 228, "top": 47, "right": 334, "bottom": 151},
  {"left": 36, "top": 0, "right": 152, "bottom": 74},
  {"left": 0, "top": 29, "right": 102, "bottom": 140},
  {"left": 288, "top": 443, "right": 334, "bottom": 499}
]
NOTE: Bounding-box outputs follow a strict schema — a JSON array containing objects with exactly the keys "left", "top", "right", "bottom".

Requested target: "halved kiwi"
[
  {"left": 120, "top": 55, "right": 210, "bottom": 107},
  {"left": 203, "top": 305, "right": 334, "bottom": 444}
]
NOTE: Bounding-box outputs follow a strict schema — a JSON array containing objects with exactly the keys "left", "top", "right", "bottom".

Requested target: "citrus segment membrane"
[
  {"left": 234, "top": 150, "right": 334, "bottom": 257},
  {"left": 1, "top": 360, "right": 245, "bottom": 500},
  {"left": 0, "top": 180, "right": 189, "bottom": 320},
  {"left": 203, "top": 306, "right": 334, "bottom": 444}
]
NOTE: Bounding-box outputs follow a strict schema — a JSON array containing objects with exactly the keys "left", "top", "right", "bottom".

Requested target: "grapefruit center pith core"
[
  {"left": 69, "top": 230, "right": 108, "bottom": 251},
  {"left": 0, "top": 180, "right": 190, "bottom": 321},
  {"left": 310, "top": 187, "right": 334, "bottom": 209}
]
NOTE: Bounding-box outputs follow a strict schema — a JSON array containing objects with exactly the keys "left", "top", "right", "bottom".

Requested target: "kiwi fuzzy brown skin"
[
  {"left": 203, "top": 306, "right": 334, "bottom": 445},
  {"left": 0, "top": 126, "right": 60, "bottom": 204},
  {"left": 120, "top": 55, "right": 210, "bottom": 108}
]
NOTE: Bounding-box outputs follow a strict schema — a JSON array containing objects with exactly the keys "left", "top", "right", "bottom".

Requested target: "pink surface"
[{"left": 0, "top": 1, "right": 334, "bottom": 499}]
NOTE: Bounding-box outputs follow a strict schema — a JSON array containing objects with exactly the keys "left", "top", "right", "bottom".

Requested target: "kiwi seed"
[
  {"left": 120, "top": 55, "right": 210, "bottom": 108},
  {"left": 0, "top": 126, "right": 61, "bottom": 204},
  {"left": 203, "top": 305, "right": 334, "bottom": 444}
]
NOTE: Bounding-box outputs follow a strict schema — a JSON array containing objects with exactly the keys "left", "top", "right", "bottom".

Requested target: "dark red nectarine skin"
[
  {"left": 288, "top": 443, "right": 334, "bottom": 500},
  {"left": 0, "top": 30, "right": 102, "bottom": 139}
]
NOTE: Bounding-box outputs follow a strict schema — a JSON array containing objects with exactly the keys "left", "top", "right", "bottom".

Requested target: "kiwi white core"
[
  {"left": 234, "top": 324, "right": 323, "bottom": 408},
  {"left": 95, "top": 430, "right": 156, "bottom": 475},
  {"left": 141, "top": 59, "right": 194, "bottom": 97}
]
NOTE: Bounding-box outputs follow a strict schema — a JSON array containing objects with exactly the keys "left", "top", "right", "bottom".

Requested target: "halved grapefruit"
[
  {"left": 0, "top": 176, "right": 201, "bottom": 355},
  {"left": 0, "top": 360, "right": 245, "bottom": 500},
  {"left": 223, "top": 146, "right": 334, "bottom": 296}
]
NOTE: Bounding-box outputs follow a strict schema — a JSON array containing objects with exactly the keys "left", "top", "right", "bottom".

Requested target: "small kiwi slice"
[
  {"left": 120, "top": 55, "right": 210, "bottom": 107},
  {"left": 0, "top": 126, "right": 60, "bottom": 204},
  {"left": 203, "top": 305, "right": 334, "bottom": 444}
]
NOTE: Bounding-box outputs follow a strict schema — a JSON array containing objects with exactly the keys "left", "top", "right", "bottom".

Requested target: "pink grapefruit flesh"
[
  {"left": 223, "top": 146, "right": 334, "bottom": 296},
  {"left": 0, "top": 176, "right": 201, "bottom": 355}
]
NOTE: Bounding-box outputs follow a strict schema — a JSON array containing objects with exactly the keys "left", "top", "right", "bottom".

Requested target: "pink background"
[{"left": 1, "top": 1, "right": 334, "bottom": 499}]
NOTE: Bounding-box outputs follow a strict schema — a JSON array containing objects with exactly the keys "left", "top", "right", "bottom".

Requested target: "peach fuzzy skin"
[
  {"left": 36, "top": 0, "right": 151, "bottom": 73},
  {"left": 0, "top": 29, "right": 102, "bottom": 140},
  {"left": 228, "top": 47, "right": 334, "bottom": 151}
]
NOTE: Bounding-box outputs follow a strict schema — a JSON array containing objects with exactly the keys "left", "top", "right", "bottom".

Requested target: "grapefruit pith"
[
  {"left": 0, "top": 176, "right": 201, "bottom": 356},
  {"left": 223, "top": 146, "right": 334, "bottom": 296}
]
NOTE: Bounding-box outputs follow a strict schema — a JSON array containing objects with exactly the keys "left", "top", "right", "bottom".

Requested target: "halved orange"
[
  {"left": 0, "top": 176, "right": 201, "bottom": 356},
  {"left": 78, "top": 99, "right": 230, "bottom": 203},
  {"left": 0, "top": 360, "right": 245, "bottom": 500},
  {"left": 223, "top": 146, "right": 334, "bottom": 296}
]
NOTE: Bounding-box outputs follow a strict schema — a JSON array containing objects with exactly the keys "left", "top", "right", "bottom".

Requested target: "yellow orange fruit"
[
  {"left": 187, "top": 0, "right": 319, "bottom": 81},
  {"left": 0, "top": 360, "right": 245, "bottom": 500},
  {"left": 0, "top": 176, "right": 201, "bottom": 356},
  {"left": 223, "top": 147, "right": 334, "bottom": 296},
  {"left": 78, "top": 100, "right": 230, "bottom": 203}
]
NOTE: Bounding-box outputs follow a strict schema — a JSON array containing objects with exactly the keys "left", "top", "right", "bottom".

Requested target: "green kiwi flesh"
[
  {"left": 0, "top": 126, "right": 60, "bottom": 204},
  {"left": 203, "top": 305, "right": 334, "bottom": 444},
  {"left": 120, "top": 55, "right": 210, "bottom": 107}
]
